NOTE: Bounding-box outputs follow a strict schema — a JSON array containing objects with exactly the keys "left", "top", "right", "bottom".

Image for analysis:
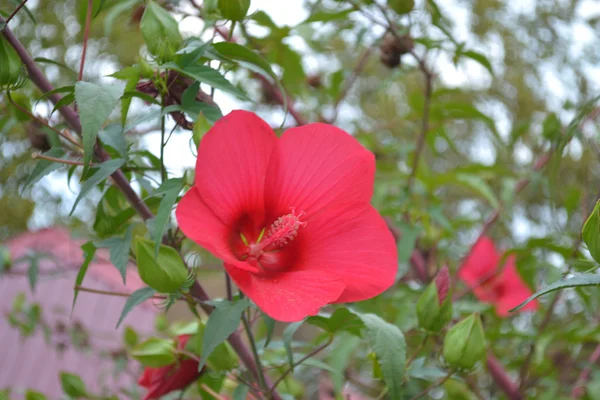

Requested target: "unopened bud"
[
  {"left": 218, "top": 0, "right": 251, "bottom": 21},
  {"left": 136, "top": 238, "right": 188, "bottom": 293},
  {"left": 416, "top": 266, "right": 452, "bottom": 333},
  {"left": 140, "top": 1, "right": 183, "bottom": 62},
  {"left": 443, "top": 314, "right": 486, "bottom": 371}
]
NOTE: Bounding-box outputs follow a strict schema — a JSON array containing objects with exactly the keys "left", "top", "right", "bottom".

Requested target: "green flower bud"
[
  {"left": 140, "top": 1, "right": 183, "bottom": 62},
  {"left": 416, "top": 266, "right": 452, "bottom": 333},
  {"left": 0, "top": 36, "right": 26, "bottom": 90},
  {"left": 218, "top": 0, "right": 251, "bottom": 21},
  {"left": 131, "top": 337, "right": 177, "bottom": 367},
  {"left": 387, "top": 0, "right": 415, "bottom": 15},
  {"left": 136, "top": 238, "right": 188, "bottom": 293},
  {"left": 443, "top": 314, "right": 486, "bottom": 371}
]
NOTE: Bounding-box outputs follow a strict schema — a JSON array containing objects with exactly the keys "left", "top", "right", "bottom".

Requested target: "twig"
[
  {"left": 408, "top": 371, "right": 454, "bottom": 400},
  {"left": 329, "top": 48, "right": 373, "bottom": 122},
  {"left": 78, "top": 0, "right": 93, "bottom": 81},
  {"left": 571, "top": 343, "right": 600, "bottom": 398},
  {"left": 405, "top": 335, "right": 428, "bottom": 370},
  {"left": 3, "top": 0, "right": 28, "bottom": 26},
  {"left": 73, "top": 285, "right": 167, "bottom": 299},
  {"left": 242, "top": 314, "right": 269, "bottom": 397},
  {"left": 32, "top": 152, "right": 87, "bottom": 166},
  {"left": 270, "top": 335, "right": 334, "bottom": 395}
]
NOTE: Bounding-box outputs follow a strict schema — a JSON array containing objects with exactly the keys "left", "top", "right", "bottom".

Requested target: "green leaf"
[
  {"left": 307, "top": 307, "right": 364, "bottom": 336},
  {"left": 104, "top": 0, "right": 139, "bottom": 35},
  {"left": 9, "top": 0, "right": 36, "bottom": 23},
  {"left": 213, "top": 42, "right": 277, "bottom": 80},
  {"left": 150, "top": 178, "right": 183, "bottom": 257},
  {"left": 72, "top": 242, "right": 96, "bottom": 312},
  {"left": 27, "top": 257, "right": 39, "bottom": 291},
  {"left": 355, "top": 313, "right": 406, "bottom": 400},
  {"left": 136, "top": 238, "right": 188, "bottom": 293},
  {"left": 70, "top": 158, "right": 125, "bottom": 215},
  {"left": 303, "top": 8, "right": 354, "bottom": 23},
  {"left": 99, "top": 123, "right": 128, "bottom": 157},
  {"left": 510, "top": 274, "right": 600, "bottom": 312},
  {"left": 110, "top": 65, "right": 142, "bottom": 126},
  {"left": 24, "top": 147, "right": 67, "bottom": 191},
  {"left": 34, "top": 57, "right": 78, "bottom": 76},
  {"left": 460, "top": 50, "right": 494, "bottom": 76},
  {"left": 59, "top": 372, "right": 88, "bottom": 398},
  {"left": 283, "top": 320, "right": 304, "bottom": 372},
  {"left": 583, "top": 201, "right": 600, "bottom": 264},
  {"left": 51, "top": 93, "right": 76, "bottom": 116},
  {"left": 132, "top": 337, "right": 177, "bottom": 367},
  {"left": 75, "top": 81, "right": 125, "bottom": 168},
  {"left": 232, "top": 384, "right": 250, "bottom": 400},
  {"left": 95, "top": 225, "right": 134, "bottom": 284},
  {"left": 162, "top": 62, "right": 250, "bottom": 101},
  {"left": 25, "top": 390, "right": 47, "bottom": 400},
  {"left": 262, "top": 312, "right": 276, "bottom": 349},
  {"left": 199, "top": 298, "right": 249, "bottom": 371},
  {"left": 116, "top": 287, "right": 156, "bottom": 328},
  {"left": 36, "top": 85, "right": 75, "bottom": 103}
]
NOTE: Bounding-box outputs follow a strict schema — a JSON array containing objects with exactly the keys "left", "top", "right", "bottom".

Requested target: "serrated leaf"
[
  {"left": 116, "top": 287, "right": 156, "bottom": 328},
  {"left": 75, "top": 81, "right": 125, "bottom": 168},
  {"left": 95, "top": 225, "right": 134, "bottom": 284},
  {"left": 283, "top": 320, "right": 304, "bottom": 372},
  {"left": 162, "top": 62, "right": 250, "bottom": 101},
  {"left": 307, "top": 307, "right": 364, "bottom": 336},
  {"left": 151, "top": 178, "right": 183, "bottom": 257},
  {"left": 510, "top": 274, "right": 600, "bottom": 312},
  {"left": 354, "top": 312, "right": 405, "bottom": 400},
  {"left": 199, "top": 298, "right": 249, "bottom": 371},
  {"left": 70, "top": 158, "right": 125, "bottom": 215},
  {"left": 99, "top": 123, "right": 128, "bottom": 157},
  {"left": 583, "top": 201, "right": 600, "bottom": 264},
  {"left": 24, "top": 147, "right": 67, "bottom": 191},
  {"left": 72, "top": 242, "right": 96, "bottom": 312},
  {"left": 36, "top": 85, "right": 75, "bottom": 103}
]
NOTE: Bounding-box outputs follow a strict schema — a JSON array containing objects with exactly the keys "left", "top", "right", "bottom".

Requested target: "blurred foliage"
[{"left": 1, "top": 0, "right": 600, "bottom": 398}]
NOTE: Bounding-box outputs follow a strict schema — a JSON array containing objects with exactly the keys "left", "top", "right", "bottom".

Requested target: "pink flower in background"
[
  {"left": 176, "top": 110, "right": 397, "bottom": 322},
  {"left": 459, "top": 236, "right": 538, "bottom": 316},
  {"left": 138, "top": 335, "right": 200, "bottom": 400}
]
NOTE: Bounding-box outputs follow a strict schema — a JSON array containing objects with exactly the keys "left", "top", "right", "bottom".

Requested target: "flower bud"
[
  {"left": 218, "top": 0, "right": 251, "bottom": 21},
  {"left": 140, "top": 1, "right": 183, "bottom": 62},
  {"left": 387, "top": 0, "right": 415, "bottom": 15},
  {"left": 443, "top": 314, "right": 486, "bottom": 370},
  {"left": 0, "top": 36, "right": 25, "bottom": 90},
  {"left": 136, "top": 238, "right": 188, "bottom": 293},
  {"left": 416, "top": 266, "right": 452, "bottom": 333}
]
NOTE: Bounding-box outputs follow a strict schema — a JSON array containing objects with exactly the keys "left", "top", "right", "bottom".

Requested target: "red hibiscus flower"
[
  {"left": 458, "top": 236, "right": 538, "bottom": 316},
  {"left": 138, "top": 335, "right": 201, "bottom": 400},
  {"left": 176, "top": 110, "right": 397, "bottom": 322}
]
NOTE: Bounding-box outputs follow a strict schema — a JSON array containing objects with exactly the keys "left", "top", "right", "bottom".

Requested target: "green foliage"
[
  {"left": 218, "top": 0, "right": 251, "bottom": 21},
  {"left": 140, "top": 0, "right": 183, "bottom": 62},
  {"left": 131, "top": 337, "right": 176, "bottom": 367},
  {"left": 198, "top": 298, "right": 249, "bottom": 371},
  {"left": 59, "top": 373, "right": 88, "bottom": 398},
  {"left": 74, "top": 81, "right": 125, "bottom": 169}
]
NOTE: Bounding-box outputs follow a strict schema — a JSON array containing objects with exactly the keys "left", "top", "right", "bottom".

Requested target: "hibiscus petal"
[
  {"left": 175, "top": 187, "right": 238, "bottom": 263},
  {"left": 264, "top": 123, "right": 375, "bottom": 219},
  {"left": 296, "top": 202, "right": 397, "bottom": 303},
  {"left": 496, "top": 261, "right": 538, "bottom": 316},
  {"left": 458, "top": 236, "right": 501, "bottom": 288},
  {"left": 224, "top": 265, "right": 345, "bottom": 322},
  {"left": 195, "top": 110, "right": 277, "bottom": 225}
]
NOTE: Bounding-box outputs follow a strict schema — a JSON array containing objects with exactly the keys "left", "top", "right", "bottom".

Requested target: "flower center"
[{"left": 235, "top": 209, "right": 306, "bottom": 275}]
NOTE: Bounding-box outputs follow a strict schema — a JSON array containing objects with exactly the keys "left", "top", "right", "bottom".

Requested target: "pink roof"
[{"left": 0, "top": 228, "right": 157, "bottom": 398}]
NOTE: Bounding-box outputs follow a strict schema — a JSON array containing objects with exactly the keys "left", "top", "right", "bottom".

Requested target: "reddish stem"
[
  {"left": 78, "top": 0, "right": 93, "bottom": 81},
  {"left": 571, "top": 344, "right": 600, "bottom": 398}
]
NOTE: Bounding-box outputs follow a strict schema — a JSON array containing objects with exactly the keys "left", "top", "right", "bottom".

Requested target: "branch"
[
  {"left": 487, "top": 353, "right": 523, "bottom": 400},
  {"left": 3, "top": 0, "right": 28, "bottom": 26},
  {"left": 571, "top": 344, "right": 600, "bottom": 398},
  {"left": 329, "top": 48, "right": 373, "bottom": 122},
  {"left": 0, "top": 17, "right": 155, "bottom": 221}
]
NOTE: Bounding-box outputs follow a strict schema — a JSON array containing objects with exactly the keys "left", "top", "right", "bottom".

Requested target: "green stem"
[{"left": 242, "top": 314, "right": 269, "bottom": 397}]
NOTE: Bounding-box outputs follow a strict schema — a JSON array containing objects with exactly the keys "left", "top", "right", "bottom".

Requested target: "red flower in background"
[
  {"left": 459, "top": 236, "right": 538, "bottom": 316},
  {"left": 138, "top": 335, "right": 201, "bottom": 400},
  {"left": 176, "top": 110, "right": 397, "bottom": 322}
]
